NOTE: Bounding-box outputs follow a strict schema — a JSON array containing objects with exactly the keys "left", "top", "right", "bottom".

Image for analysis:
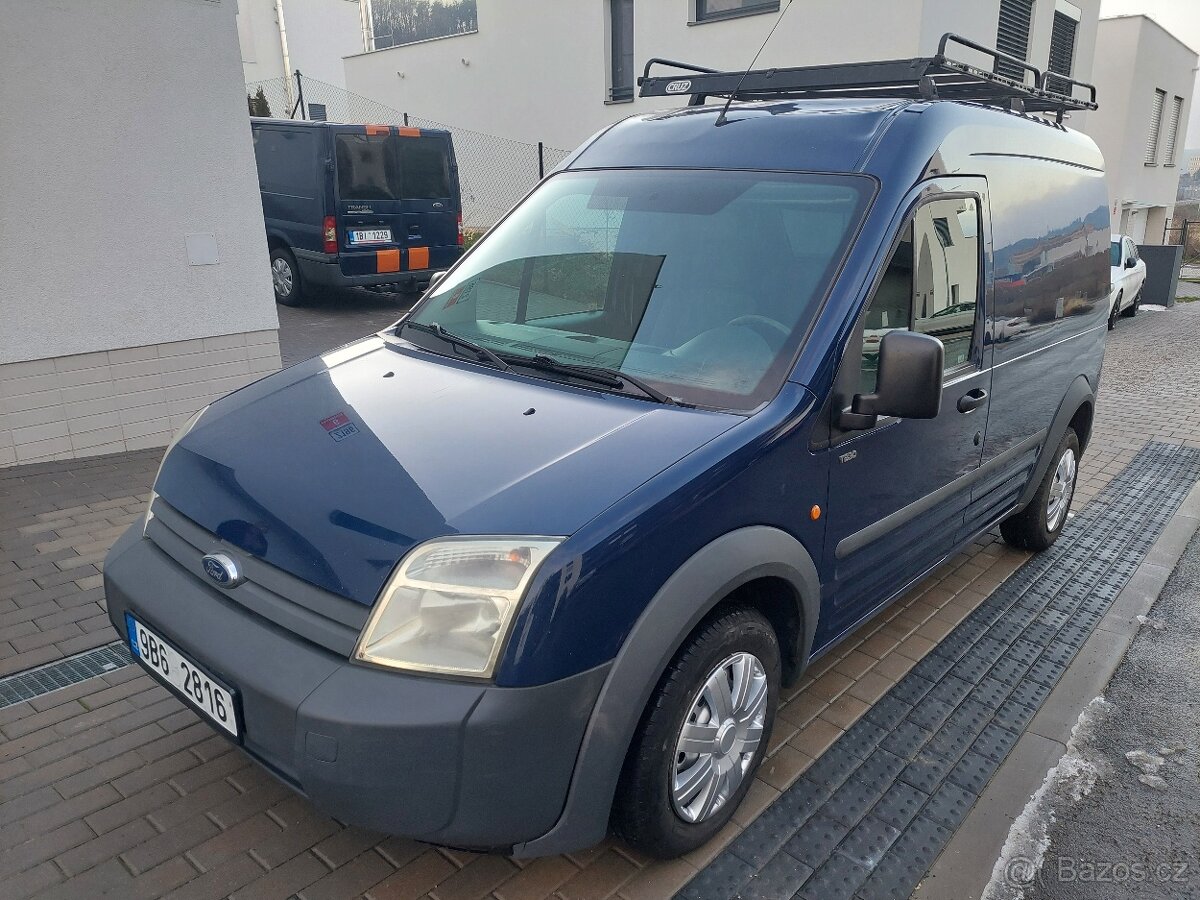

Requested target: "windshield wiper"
[
  {"left": 398, "top": 321, "right": 512, "bottom": 373},
  {"left": 502, "top": 353, "right": 684, "bottom": 407}
]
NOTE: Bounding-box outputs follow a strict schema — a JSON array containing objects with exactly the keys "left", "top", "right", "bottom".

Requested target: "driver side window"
[{"left": 858, "top": 197, "right": 981, "bottom": 393}]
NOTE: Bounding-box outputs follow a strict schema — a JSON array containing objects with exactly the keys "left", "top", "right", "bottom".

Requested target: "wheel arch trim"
[
  {"left": 1017, "top": 374, "right": 1094, "bottom": 510},
  {"left": 513, "top": 525, "right": 820, "bottom": 856}
]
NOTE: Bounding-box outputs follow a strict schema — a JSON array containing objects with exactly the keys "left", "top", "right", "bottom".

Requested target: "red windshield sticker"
[{"left": 321, "top": 412, "right": 359, "bottom": 442}]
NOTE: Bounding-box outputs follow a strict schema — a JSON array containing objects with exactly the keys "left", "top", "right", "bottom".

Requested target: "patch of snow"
[
  {"left": 1126, "top": 749, "right": 1165, "bottom": 775},
  {"left": 1138, "top": 774, "right": 1168, "bottom": 790},
  {"left": 981, "top": 697, "right": 1113, "bottom": 900},
  {"left": 1136, "top": 615, "right": 1166, "bottom": 630},
  {"left": 1140, "top": 304, "right": 1167, "bottom": 311}
]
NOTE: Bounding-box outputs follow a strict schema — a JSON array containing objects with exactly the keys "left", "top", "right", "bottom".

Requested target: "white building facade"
[
  {"left": 1087, "top": 15, "right": 1196, "bottom": 244},
  {"left": 0, "top": 0, "right": 281, "bottom": 468},
  {"left": 238, "top": 0, "right": 368, "bottom": 96},
  {"left": 342, "top": 0, "right": 1101, "bottom": 150}
]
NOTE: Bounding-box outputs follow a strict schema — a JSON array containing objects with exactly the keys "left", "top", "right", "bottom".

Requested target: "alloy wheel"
[{"left": 671, "top": 652, "right": 768, "bottom": 823}]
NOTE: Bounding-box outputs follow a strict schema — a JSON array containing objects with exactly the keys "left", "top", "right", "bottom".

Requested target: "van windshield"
[
  {"left": 405, "top": 169, "right": 873, "bottom": 410},
  {"left": 335, "top": 133, "right": 452, "bottom": 201}
]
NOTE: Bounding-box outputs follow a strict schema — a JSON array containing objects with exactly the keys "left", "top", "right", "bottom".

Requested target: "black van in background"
[{"left": 250, "top": 119, "right": 464, "bottom": 305}]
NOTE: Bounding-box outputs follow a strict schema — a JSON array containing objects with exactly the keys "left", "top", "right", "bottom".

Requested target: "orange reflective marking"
[
  {"left": 398, "top": 126, "right": 422, "bottom": 138},
  {"left": 365, "top": 124, "right": 390, "bottom": 136},
  {"left": 408, "top": 247, "right": 429, "bottom": 270},
  {"left": 376, "top": 249, "right": 401, "bottom": 273}
]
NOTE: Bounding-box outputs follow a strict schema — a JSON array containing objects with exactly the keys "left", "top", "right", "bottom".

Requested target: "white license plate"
[
  {"left": 126, "top": 614, "right": 240, "bottom": 737},
  {"left": 349, "top": 228, "right": 392, "bottom": 244}
]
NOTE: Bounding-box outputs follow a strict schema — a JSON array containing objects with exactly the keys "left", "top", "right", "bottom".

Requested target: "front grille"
[{"left": 146, "top": 500, "right": 368, "bottom": 657}]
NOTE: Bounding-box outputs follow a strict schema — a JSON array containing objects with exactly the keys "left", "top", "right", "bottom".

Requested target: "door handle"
[{"left": 957, "top": 388, "right": 988, "bottom": 414}]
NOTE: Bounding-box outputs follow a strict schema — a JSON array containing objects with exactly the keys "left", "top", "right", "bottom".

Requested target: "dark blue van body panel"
[{"left": 173, "top": 100, "right": 1108, "bottom": 687}]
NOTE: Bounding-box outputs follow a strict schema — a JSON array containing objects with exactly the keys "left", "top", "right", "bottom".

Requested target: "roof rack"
[{"left": 638, "top": 33, "right": 1097, "bottom": 124}]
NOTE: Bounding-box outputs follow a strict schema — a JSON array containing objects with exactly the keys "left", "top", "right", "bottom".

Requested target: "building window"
[
  {"left": 1047, "top": 1, "right": 1080, "bottom": 81},
  {"left": 608, "top": 0, "right": 634, "bottom": 102},
  {"left": 1145, "top": 89, "right": 1167, "bottom": 165},
  {"left": 995, "top": 0, "right": 1034, "bottom": 82},
  {"left": 1164, "top": 96, "right": 1184, "bottom": 167},
  {"left": 695, "top": 0, "right": 780, "bottom": 23}
]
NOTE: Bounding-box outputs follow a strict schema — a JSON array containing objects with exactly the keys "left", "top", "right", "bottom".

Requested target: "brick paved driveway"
[{"left": 2, "top": 305, "right": 1199, "bottom": 900}]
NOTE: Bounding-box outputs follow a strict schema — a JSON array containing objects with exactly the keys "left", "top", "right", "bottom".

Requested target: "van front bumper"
[{"left": 103, "top": 526, "right": 608, "bottom": 851}]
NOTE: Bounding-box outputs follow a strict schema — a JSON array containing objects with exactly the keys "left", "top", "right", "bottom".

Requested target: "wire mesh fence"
[{"left": 245, "top": 74, "right": 571, "bottom": 230}]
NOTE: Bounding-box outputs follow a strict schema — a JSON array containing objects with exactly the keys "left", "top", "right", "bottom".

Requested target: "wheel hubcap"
[
  {"left": 1046, "top": 447, "right": 1076, "bottom": 531},
  {"left": 671, "top": 652, "right": 768, "bottom": 824},
  {"left": 272, "top": 258, "right": 293, "bottom": 295}
]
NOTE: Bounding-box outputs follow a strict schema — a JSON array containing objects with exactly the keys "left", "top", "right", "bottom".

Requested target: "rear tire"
[
  {"left": 1121, "top": 289, "right": 1140, "bottom": 318},
  {"left": 612, "top": 606, "right": 780, "bottom": 859},
  {"left": 1000, "top": 429, "right": 1079, "bottom": 551},
  {"left": 270, "top": 247, "right": 305, "bottom": 307}
]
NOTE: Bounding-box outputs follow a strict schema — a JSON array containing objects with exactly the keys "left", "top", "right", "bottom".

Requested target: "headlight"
[
  {"left": 142, "top": 405, "right": 209, "bottom": 536},
  {"left": 353, "top": 537, "right": 563, "bottom": 678}
]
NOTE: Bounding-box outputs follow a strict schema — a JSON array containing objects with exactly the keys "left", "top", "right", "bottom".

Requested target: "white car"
[{"left": 1109, "top": 234, "right": 1147, "bottom": 329}]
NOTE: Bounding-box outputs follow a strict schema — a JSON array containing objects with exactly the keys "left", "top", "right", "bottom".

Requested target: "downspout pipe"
[{"left": 274, "top": 0, "right": 294, "bottom": 113}]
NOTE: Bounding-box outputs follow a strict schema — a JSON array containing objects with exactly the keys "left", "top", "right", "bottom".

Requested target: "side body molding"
[{"left": 515, "top": 526, "right": 821, "bottom": 856}]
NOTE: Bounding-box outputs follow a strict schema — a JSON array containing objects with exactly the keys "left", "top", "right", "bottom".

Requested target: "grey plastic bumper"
[
  {"left": 294, "top": 252, "right": 436, "bottom": 290},
  {"left": 103, "top": 526, "right": 608, "bottom": 850}
]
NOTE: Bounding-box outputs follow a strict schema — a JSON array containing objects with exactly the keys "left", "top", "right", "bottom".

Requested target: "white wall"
[
  {"left": 0, "top": 0, "right": 278, "bottom": 368},
  {"left": 239, "top": 0, "right": 365, "bottom": 90},
  {"left": 343, "top": 0, "right": 1099, "bottom": 151},
  {"left": 1086, "top": 15, "right": 1196, "bottom": 242}
]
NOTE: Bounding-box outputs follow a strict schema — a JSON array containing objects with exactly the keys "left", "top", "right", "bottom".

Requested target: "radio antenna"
[{"left": 715, "top": 0, "right": 796, "bottom": 127}]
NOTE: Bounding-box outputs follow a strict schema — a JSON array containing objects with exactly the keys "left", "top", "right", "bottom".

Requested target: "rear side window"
[
  {"left": 397, "top": 138, "right": 452, "bottom": 198},
  {"left": 335, "top": 134, "right": 451, "bottom": 201},
  {"left": 254, "top": 128, "right": 317, "bottom": 198},
  {"left": 336, "top": 134, "right": 401, "bottom": 201}
]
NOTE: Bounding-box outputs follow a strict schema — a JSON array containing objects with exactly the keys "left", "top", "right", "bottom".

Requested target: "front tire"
[
  {"left": 270, "top": 247, "right": 305, "bottom": 307},
  {"left": 1000, "top": 429, "right": 1079, "bottom": 551},
  {"left": 612, "top": 606, "right": 780, "bottom": 858},
  {"left": 1108, "top": 292, "right": 1121, "bottom": 330}
]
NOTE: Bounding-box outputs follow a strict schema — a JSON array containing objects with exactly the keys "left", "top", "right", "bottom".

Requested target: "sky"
[{"left": 1099, "top": 0, "right": 1200, "bottom": 148}]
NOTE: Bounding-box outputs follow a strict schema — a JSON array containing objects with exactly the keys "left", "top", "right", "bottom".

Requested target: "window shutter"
[
  {"left": 1145, "top": 89, "right": 1166, "bottom": 165},
  {"left": 1048, "top": 11, "right": 1078, "bottom": 78},
  {"left": 1164, "top": 96, "right": 1183, "bottom": 166},
  {"left": 995, "top": 0, "right": 1034, "bottom": 82}
]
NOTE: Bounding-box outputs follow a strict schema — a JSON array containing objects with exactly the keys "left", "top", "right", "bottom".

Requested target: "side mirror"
[
  {"left": 1125, "top": 257, "right": 1137, "bottom": 269},
  {"left": 841, "top": 331, "right": 944, "bottom": 430},
  {"left": 428, "top": 271, "right": 448, "bottom": 289}
]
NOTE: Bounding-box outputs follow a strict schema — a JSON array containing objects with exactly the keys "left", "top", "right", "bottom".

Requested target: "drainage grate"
[
  {"left": 0, "top": 640, "right": 132, "bottom": 709},
  {"left": 679, "top": 441, "right": 1200, "bottom": 900}
]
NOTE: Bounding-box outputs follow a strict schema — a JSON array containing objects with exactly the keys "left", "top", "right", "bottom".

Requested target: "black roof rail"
[{"left": 638, "top": 32, "right": 1097, "bottom": 123}]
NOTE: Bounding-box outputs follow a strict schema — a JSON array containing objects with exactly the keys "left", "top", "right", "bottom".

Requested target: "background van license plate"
[
  {"left": 349, "top": 228, "right": 392, "bottom": 244},
  {"left": 125, "top": 614, "right": 240, "bottom": 738}
]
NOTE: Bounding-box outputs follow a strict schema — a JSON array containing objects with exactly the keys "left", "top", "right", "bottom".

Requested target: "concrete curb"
[{"left": 912, "top": 476, "right": 1200, "bottom": 900}]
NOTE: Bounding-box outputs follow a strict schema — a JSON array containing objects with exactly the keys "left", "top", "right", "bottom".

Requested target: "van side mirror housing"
[
  {"left": 428, "top": 271, "right": 448, "bottom": 289},
  {"left": 841, "top": 331, "right": 944, "bottom": 430}
]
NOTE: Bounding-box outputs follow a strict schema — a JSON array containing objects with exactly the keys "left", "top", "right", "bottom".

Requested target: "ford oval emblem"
[
  {"left": 665, "top": 79, "right": 692, "bottom": 94},
  {"left": 201, "top": 553, "right": 244, "bottom": 588}
]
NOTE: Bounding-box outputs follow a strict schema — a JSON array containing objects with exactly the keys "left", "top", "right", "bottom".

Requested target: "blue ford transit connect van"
[
  {"left": 108, "top": 39, "right": 1107, "bottom": 858},
  {"left": 250, "top": 118, "right": 464, "bottom": 305}
]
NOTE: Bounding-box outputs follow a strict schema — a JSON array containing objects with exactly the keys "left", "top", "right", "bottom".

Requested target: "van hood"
[{"left": 153, "top": 337, "right": 737, "bottom": 603}]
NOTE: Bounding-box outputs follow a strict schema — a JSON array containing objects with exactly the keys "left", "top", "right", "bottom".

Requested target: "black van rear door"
[
  {"left": 332, "top": 125, "right": 459, "bottom": 278},
  {"left": 395, "top": 130, "right": 460, "bottom": 269}
]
